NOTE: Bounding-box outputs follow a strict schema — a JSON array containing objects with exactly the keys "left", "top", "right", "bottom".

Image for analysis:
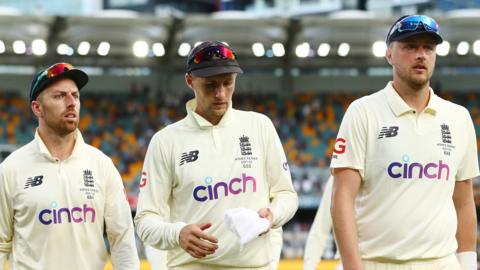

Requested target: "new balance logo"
[
  {"left": 180, "top": 150, "right": 199, "bottom": 166},
  {"left": 24, "top": 175, "right": 44, "bottom": 189},
  {"left": 378, "top": 126, "right": 399, "bottom": 139}
]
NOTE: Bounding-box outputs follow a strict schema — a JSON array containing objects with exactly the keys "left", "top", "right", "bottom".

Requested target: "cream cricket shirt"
[
  {"left": 304, "top": 176, "right": 334, "bottom": 270},
  {"left": 0, "top": 130, "right": 139, "bottom": 270},
  {"left": 135, "top": 99, "right": 298, "bottom": 269},
  {"left": 331, "top": 82, "right": 479, "bottom": 261}
]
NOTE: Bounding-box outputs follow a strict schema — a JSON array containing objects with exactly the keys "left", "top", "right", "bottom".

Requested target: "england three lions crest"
[{"left": 235, "top": 135, "right": 258, "bottom": 168}]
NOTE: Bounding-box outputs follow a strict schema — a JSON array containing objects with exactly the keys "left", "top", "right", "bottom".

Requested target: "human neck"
[
  {"left": 392, "top": 79, "right": 430, "bottom": 113},
  {"left": 37, "top": 126, "right": 76, "bottom": 161}
]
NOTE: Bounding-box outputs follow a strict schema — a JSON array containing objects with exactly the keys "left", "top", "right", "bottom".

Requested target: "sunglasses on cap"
[
  {"left": 31, "top": 63, "right": 74, "bottom": 92},
  {"left": 189, "top": 46, "right": 237, "bottom": 65},
  {"left": 30, "top": 62, "right": 88, "bottom": 101},
  {"left": 389, "top": 15, "right": 439, "bottom": 37}
]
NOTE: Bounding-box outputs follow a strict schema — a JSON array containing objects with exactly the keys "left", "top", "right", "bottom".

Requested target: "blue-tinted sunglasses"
[{"left": 389, "top": 15, "right": 439, "bottom": 37}]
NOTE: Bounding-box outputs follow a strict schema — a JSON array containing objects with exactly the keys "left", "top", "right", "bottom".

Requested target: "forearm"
[
  {"left": 455, "top": 196, "right": 477, "bottom": 252},
  {"left": 109, "top": 226, "right": 140, "bottom": 270},
  {"left": 331, "top": 195, "right": 362, "bottom": 270},
  {"left": 304, "top": 190, "right": 333, "bottom": 270},
  {"left": 1, "top": 252, "right": 6, "bottom": 269},
  {"left": 105, "top": 190, "right": 140, "bottom": 269},
  {"left": 303, "top": 232, "right": 329, "bottom": 270},
  {"left": 331, "top": 169, "right": 363, "bottom": 270},
  {"left": 264, "top": 117, "right": 298, "bottom": 228},
  {"left": 454, "top": 180, "right": 477, "bottom": 252},
  {"left": 270, "top": 191, "right": 298, "bottom": 228},
  {"left": 135, "top": 214, "right": 187, "bottom": 250}
]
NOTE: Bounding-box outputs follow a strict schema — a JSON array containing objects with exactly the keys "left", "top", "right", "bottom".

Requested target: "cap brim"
[
  {"left": 190, "top": 66, "right": 243, "bottom": 77},
  {"left": 390, "top": 31, "right": 443, "bottom": 44},
  {"left": 59, "top": 69, "right": 89, "bottom": 89}
]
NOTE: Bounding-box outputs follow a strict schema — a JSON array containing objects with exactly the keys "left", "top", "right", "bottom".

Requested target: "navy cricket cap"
[
  {"left": 386, "top": 15, "right": 443, "bottom": 45},
  {"left": 186, "top": 41, "right": 243, "bottom": 77},
  {"left": 30, "top": 63, "right": 88, "bottom": 102}
]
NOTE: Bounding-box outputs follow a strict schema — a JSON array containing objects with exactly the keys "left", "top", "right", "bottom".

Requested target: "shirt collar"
[
  {"left": 385, "top": 81, "right": 439, "bottom": 117},
  {"left": 186, "top": 99, "right": 233, "bottom": 128},
  {"left": 34, "top": 129, "right": 84, "bottom": 161}
]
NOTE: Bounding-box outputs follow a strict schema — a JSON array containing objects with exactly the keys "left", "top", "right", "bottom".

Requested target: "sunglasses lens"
[
  {"left": 31, "top": 63, "right": 76, "bottom": 100},
  {"left": 46, "top": 63, "right": 73, "bottom": 78},
  {"left": 192, "top": 46, "right": 236, "bottom": 65},
  {"left": 397, "top": 15, "right": 438, "bottom": 33}
]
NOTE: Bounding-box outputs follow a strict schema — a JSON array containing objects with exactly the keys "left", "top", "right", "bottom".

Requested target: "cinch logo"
[
  {"left": 193, "top": 173, "right": 257, "bottom": 202},
  {"left": 38, "top": 202, "right": 96, "bottom": 225},
  {"left": 387, "top": 155, "right": 450, "bottom": 180}
]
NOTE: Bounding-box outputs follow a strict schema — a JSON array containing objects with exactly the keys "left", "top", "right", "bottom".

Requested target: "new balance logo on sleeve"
[
  {"left": 180, "top": 150, "right": 199, "bottom": 166},
  {"left": 24, "top": 175, "right": 44, "bottom": 189},
  {"left": 378, "top": 126, "right": 399, "bottom": 139}
]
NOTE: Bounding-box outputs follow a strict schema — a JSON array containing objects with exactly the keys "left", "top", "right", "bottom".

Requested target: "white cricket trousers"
[
  {"left": 362, "top": 254, "right": 461, "bottom": 270},
  {"left": 169, "top": 265, "right": 271, "bottom": 270}
]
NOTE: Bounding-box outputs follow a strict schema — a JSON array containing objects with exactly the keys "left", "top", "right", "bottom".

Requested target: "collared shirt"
[
  {"left": 0, "top": 129, "right": 139, "bottom": 270},
  {"left": 135, "top": 99, "right": 298, "bottom": 269},
  {"left": 331, "top": 82, "right": 479, "bottom": 261}
]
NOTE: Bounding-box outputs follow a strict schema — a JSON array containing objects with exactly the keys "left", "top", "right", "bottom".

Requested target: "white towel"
[{"left": 224, "top": 208, "right": 270, "bottom": 250}]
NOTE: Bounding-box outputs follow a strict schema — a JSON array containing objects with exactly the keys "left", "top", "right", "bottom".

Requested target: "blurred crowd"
[
  {"left": 0, "top": 89, "right": 359, "bottom": 198},
  {"left": 1, "top": 89, "right": 480, "bottom": 200}
]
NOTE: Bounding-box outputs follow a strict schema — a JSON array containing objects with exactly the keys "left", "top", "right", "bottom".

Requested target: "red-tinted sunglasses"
[
  {"left": 45, "top": 63, "right": 74, "bottom": 78},
  {"left": 30, "top": 63, "right": 76, "bottom": 101},
  {"left": 190, "top": 46, "right": 236, "bottom": 65},
  {"left": 32, "top": 63, "right": 74, "bottom": 90}
]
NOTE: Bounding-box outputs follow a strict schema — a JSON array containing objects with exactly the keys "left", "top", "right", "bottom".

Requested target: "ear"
[
  {"left": 185, "top": 73, "right": 194, "bottom": 90},
  {"left": 31, "top": 100, "right": 42, "bottom": 118},
  {"left": 385, "top": 45, "right": 393, "bottom": 65}
]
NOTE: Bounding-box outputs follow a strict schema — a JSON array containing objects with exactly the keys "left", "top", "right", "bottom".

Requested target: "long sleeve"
[
  {"left": 134, "top": 133, "right": 187, "bottom": 250},
  {"left": 1, "top": 254, "right": 5, "bottom": 269},
  {"left": 263, "top": 117, "right": 298, "bottom": 228},
  {"left": 104, "top": 159, "right": 140, "bottom": 270},
  {"left": 0, "top": 164, "right": 13, "bottom": 264},
  {"left": 304, "top": 176, "right": 334, "bottom": 270}
]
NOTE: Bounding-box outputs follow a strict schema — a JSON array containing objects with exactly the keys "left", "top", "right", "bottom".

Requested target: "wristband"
[{"left": 456, "top": 251, "right": 477, "bottom": 270}]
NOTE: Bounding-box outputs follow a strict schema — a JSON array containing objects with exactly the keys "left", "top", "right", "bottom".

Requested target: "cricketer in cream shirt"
[
  {"left": 330, "top": 82, "right": 479, "bottom": 261},
  {"left": 135, "top": 99, "right": 298, "bottom": 269},
  {"left": 0, "top": 130, "right": 139, "bottom": 270}
]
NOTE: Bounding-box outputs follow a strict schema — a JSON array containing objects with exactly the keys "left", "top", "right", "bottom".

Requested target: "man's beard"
[
  {"left": 399, "top": 69, "right": 431, "bottom": 91},
  {"left": 47, "top": 119, "right": 78, "bottom": 137}
]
